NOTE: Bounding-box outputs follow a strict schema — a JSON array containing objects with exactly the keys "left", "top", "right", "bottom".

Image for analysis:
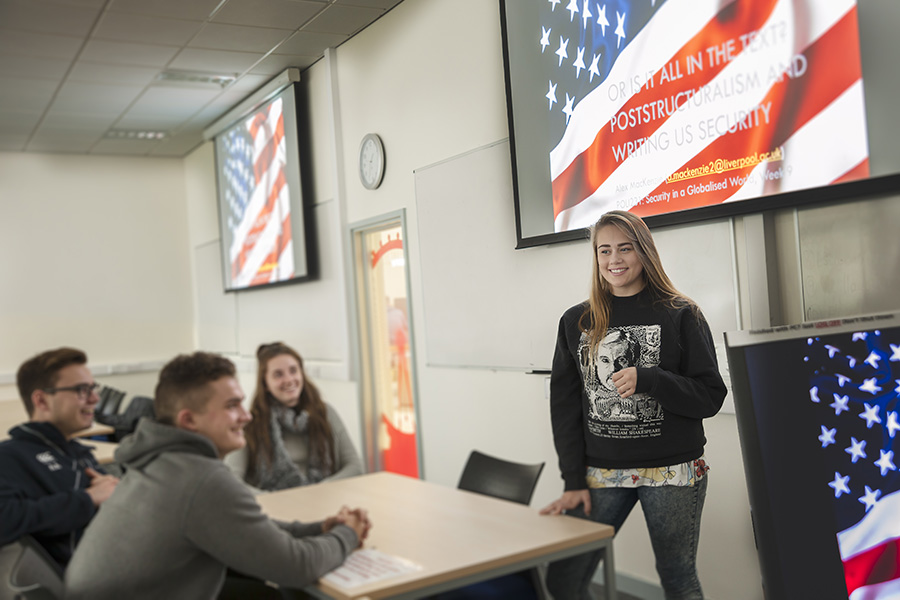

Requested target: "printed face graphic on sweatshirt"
[{"left": 579, "top": 325, "right": 664, "bottom": 439}]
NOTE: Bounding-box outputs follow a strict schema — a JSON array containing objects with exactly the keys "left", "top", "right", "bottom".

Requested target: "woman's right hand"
[{"left": 539, "top": 489, "right": 591, "bottom": 516}]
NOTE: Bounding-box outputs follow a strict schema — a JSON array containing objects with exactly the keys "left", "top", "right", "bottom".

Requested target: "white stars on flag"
[
  {"left": 888, "top": 411, "right": 900, "bottom": 439},
  {"left": 546, "top": 81, "right": 558, "bottom": 109},
  {"left": 581, "top": 0, "right": 592, "bottom": 29},
  {"left": 845, "top": 437, "right": 867, "bottom": 463},
  {"left": 614, "top": 11, "right": 626, "bottom": 48},
  {"left": 891, "top": 344, "right": 900, "bottom": 362},
  {"left": 864, "top": 351, "right": 881, "bottom": 369},
  {"left": 562, "top": 93, "right": 575, "bottom": 124},
  {"left": 831, "top": 394, "right": 850, "bottom": 415},
  {"left": 819, "top": 426, "right": 837, "bottom": 448},
  {"left": 566, "top": 0, "right": 579, "bottom": 21},
  {"left": 556, "top": 36, "right": 569, "bottom": 66},
  {"left": 540, "top": 27, "right": 551, "bottom": 52},
  {"left": 830, "top": 472, "right": 851, "bottom": 498},
  {"left": 588, "top": 53, "right": 601, "bottom": 82},
  {"left": 859, "top": 486, "right": 881, "bottom": 512},
  {"left": 810, "top": 386, "right": 821, "bottom": 403},
  {"left": 596, "top": 3, "right": 609, "bottom": 36},
  {"left": 860, "top": 378, "right": 882, "bottom": 395},
  {"left": 573, "top": 47, "right": 586, "bottom": 78},
  {"left": 875, "top": 450, "right": 897, "bottom": 476},
  {"left": 860, "top": 403, "right": 882, "bottom": 428}
]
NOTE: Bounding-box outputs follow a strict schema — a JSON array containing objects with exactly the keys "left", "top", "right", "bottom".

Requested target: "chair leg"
[{"left": 530, "top": 564, "right": 551, "bottom": 600}]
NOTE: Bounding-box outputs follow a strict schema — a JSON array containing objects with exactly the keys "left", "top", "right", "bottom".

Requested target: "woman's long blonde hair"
[{"left": 580, "top": 210, "right": 695, "bottom": 357}]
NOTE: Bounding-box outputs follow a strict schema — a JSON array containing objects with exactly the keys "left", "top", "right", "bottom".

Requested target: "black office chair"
[
  {"left": 432, "top": 450, "right": 546, "bottom": 600},
  {"left": 1, "top": 536, "right": 64, "bottom": 600},
  {"left": 95, "top": 395, "right": 155, "bottom": 442},
  {"left": 457, "top": 450, "right": 545, "bottom": 505},
  {"left": 95, "top": 386, "right": 126, "bottom": 417}
]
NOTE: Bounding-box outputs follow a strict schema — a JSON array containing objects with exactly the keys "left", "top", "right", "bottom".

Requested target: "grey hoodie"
[{"left": 64, "top": 418, "right": 358, "bottom": 600}]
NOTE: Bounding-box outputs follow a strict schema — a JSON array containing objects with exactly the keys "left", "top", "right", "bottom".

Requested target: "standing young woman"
[
  {"left": 226, "top": 342, "right": 363, "bottom": 491},
  {"left": 541, "top": 211, "right": 727, "bottom": 600}
]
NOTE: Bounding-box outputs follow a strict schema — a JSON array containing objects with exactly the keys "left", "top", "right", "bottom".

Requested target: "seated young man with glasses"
[{"left": 0, "top": 347, "right": 119, "bottom": 567}]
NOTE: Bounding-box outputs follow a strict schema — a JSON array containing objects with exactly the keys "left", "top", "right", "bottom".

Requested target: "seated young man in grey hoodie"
[{"left": 65, "top": 351, "right": 370, "bottom": 600}]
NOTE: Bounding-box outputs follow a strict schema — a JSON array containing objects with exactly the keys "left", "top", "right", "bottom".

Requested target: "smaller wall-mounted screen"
[
  {"left": 214, "top": 83, "right": 311, "bottom": 291},
  {"left": 725, "top": 313, "right": 900, "bottom": 600},
  {"left": 502, "top": 0, "right": 900, "bottom": 246}
]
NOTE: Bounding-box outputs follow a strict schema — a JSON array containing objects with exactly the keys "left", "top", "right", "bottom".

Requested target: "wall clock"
[{"left": 359, "top": 133, "right": 385, "bottom": 190}]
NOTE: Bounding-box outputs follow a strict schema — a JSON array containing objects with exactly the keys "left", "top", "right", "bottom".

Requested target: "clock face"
[{"left": 359, "top": 134, "right": 384, "bottom": 189}]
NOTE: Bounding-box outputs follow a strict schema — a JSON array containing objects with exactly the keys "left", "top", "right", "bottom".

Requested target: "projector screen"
[
  {"left": 213, "top": 83, "right": 312, "bottom": 291},
  {"left": 725, "top": 313, "right": 900, "bottom": 600},
  {"left": 501, "top": 0, "right": 900, "bottom": 247}
]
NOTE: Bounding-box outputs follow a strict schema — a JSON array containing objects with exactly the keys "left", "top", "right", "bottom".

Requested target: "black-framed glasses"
[{"left": 44, "top": 382, "right": 102, "bottom": 399}]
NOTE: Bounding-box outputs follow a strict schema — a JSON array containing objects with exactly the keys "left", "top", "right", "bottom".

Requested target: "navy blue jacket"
[{"left": 0, "top": 421, "right": 103, "bottom": 566}]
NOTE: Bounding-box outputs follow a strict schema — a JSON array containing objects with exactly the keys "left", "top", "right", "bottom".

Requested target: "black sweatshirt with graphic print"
[{"left": 550, "top": 288, "right": 727, "bottom": 491}]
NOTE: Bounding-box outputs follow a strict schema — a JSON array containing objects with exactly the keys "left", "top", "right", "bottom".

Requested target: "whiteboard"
[{"left": 414, "top": 140, "right": 738, "bottom": 372}]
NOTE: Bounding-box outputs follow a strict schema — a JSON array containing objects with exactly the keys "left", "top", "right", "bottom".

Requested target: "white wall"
[{"left": 0, "top": 151, "right": 194, "bottom": 400}]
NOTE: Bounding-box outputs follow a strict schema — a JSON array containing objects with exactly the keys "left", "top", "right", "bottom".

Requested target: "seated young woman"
[{"left": 226, "top": 342, "right": 363, "bottom": 491}]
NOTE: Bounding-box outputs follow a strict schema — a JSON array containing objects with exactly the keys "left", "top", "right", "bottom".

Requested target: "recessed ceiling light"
[
  {"left": 156, "top": 70, "right": 236, "bottom": 88},
  {"left": 104, "top": 130, "right": 167, "bottom": 140}
]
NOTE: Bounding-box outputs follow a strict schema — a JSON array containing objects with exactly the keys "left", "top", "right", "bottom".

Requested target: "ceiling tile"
[
  {"left": 93, "top": 12, "right": 203, "bottom": 46},
  {"left": 304, "top": 4, "right": 384, "bottom": 35},
  {"left": 0, "top": 110, "right": 42, "bottom": 134},
  {"left": 51, "top": 81, "right": 144, "bottom": 114},
  {"left": 126, "top": 86, "right": 223, "bottom": 121},
  {"left": 114, "top": 114, "right": 189, "bottom": 130},
  {"left": 0, "top": 0, "right": 102, "bottom": 36},
  {"left": 148, "top": 131, "right": 205, "bottom": 156},
  {"left": 0, "top": 55, "right": 71, "bottom": 80},
  {"left": 0, "top": 31, "right": 84, "bottom": 60},
  {"left": 189, "top": 23, "right": 293, "bottom": 53},
  {"left": 0, "top": 78, "right": 57, "bottom": 111},
  {"left": 212, "top": 0, "right": 325, "bottom": 30},
  {"left": 0, "top": 135, "right": 29, "bottom": 151},
  {"left": 274, "top": 30, "right": 347, "bottom": 55},
  {"left": 107, "top": 0, "right": 222, "bottom": 21},
  {"left": 249, "top": 54, "right": 319, "bottom": 77},
  {"left": 169, "top": 48, "right": 264, "bottom": 74},
  {"left": 68, "top": 61, "right": 162, "bottom": 85},
  {"left": 226, "top": 73, "right": 273, "bottom": 93},
  {"left": 333, "top": 0, "right": 402, "bottom": 8},
  {"left": 27, "top": 132, "right": 99, "bottom": 153},
  {"left": 79, "top": 39, "right": 180, "bottom": 67},
  {"left": 40, "top": 111, "right": 118, "bottom": 131}
]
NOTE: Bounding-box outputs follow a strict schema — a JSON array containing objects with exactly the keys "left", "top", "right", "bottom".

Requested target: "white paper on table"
[{"left": 321, "top": 548, "right": 422, "bottom": 589}]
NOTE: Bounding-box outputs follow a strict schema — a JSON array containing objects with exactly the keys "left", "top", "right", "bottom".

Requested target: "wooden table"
[{"left": 257, "top": 472, "right": 617, "bottom": 600}]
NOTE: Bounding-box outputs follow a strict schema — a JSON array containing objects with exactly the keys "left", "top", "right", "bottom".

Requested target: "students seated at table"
[
  {"left": 225, "top": 342, "right": 363, "bottom": 491},
  {"left": 0, "top": 347, "right": 119, "bottom": 567},
  {"left": 65, "top": 351, "right": 370, "bottom": 600}
]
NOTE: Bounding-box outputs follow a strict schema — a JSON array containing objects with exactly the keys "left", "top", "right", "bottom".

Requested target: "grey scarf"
[{"left": 251, "top": 405, "right": 330, "bottom": 491}]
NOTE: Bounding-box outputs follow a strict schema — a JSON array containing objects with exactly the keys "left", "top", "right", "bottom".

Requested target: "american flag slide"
[
  {"left": 539, "top": 0, "right": 870, "bottom": 231},
  {"left": 220, "top": 96, "right": 294, "bottom": 289}
]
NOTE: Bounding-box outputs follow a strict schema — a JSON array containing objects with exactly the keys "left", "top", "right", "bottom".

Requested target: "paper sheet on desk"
[{"left": 322, "top": 548, "right": 421, "bottom": 589}]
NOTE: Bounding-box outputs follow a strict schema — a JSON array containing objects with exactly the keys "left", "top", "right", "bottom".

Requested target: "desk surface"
[{"left": 257, "top": 472, "right": 615, "bottom": 600}]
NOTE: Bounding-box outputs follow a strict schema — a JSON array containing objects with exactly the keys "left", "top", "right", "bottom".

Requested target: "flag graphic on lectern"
[
  {"left": 541, "top": 0, "right": 870, "bottom": 232},
  {"left": 220, "top": 96, "right": 293, "bottom": 289},
  {"left": 807, "top": 331, "right": 900, "bottom": 599}
]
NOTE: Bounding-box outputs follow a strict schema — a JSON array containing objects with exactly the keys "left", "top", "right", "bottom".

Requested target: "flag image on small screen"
[{"left": 221, "top": 96, "right": 294, "bottom": 288}]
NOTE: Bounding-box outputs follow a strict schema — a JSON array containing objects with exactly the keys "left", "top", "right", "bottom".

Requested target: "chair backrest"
[
  {"left": 457, "top": 450, "right": 545, "bottom": 506},
  {"left": 2, "top": 536, "right": 64, "bottom": 600},
  {"left": 96, "top": 387, "right": 126, "bottom": 417}
]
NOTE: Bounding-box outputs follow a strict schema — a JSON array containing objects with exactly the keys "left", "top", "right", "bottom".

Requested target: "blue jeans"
[{"left": 545, "top": 476, "right": 707, "bottom": 600}]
